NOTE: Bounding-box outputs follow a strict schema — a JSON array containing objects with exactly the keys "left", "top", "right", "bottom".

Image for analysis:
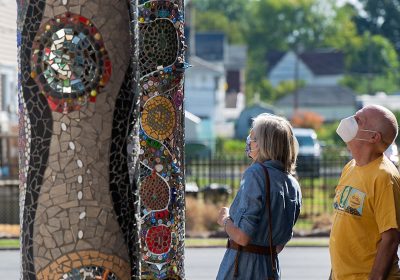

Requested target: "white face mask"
[{"left": 336, "top": 116, "right": 377, "bottom": 143}]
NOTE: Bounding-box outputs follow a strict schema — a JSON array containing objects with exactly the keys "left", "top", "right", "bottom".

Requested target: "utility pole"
[
  {"left": 367, "top": 32, "right": 372, "bottom": 95},
  {"left": 294, "top": 49, "right": 299, "bottom": 112}
]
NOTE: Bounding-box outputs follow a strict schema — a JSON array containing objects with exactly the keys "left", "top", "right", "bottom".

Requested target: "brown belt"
[{"left": 227, "top": 239, "right": 276, "bottom": 255}]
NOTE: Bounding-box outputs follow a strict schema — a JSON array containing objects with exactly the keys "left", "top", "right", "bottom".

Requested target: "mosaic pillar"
[
  {"left": 131, "top": 0, "right": 186, "bottom": 279},
  {"left": 17, "top": 1, "right": 140, "bottom": 279}
]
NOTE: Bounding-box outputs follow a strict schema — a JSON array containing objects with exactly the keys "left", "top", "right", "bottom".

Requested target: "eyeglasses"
[{"left": 247, "top": 135, "right": 257, "bottom": 142}]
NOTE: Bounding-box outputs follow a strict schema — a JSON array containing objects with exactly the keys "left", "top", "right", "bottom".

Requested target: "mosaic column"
[
  {"left": 129, "top": 0, "right": 187, "bottom": 279},
  {"left": 17, "top": 1, "right": 140, "bottom": 279}
]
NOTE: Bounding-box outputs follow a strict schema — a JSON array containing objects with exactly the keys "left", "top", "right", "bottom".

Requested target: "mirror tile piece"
[{"left": 30, "top": 13, "right": 111, "bottom": 113}]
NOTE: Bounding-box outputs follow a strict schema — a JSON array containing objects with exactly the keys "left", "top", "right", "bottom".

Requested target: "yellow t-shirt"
[{"left": 330, "top": 156, "right": 400, "bottom": 280}]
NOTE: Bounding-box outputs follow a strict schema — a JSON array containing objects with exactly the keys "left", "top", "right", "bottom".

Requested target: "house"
[
  {"left": 217, "top": 44, "right": 247, "bottom": 137},
  {"left": 195, "top": 33, "right": 246, "bottom": 95},
  {"left": 0, "top": 1, "right": 18, "bottom": 126},
  {"left": 357, "top": 92, "right": 400, "bottom": 112},
  {"left": 0, "top": 1, "right": 18, "bottom": 177},
  {"left": 219, "top": 92, "right": 245, "bottom": 138},
  {"left": 184, "top": 55, "right": 225, "bottom": 147},
  {"left": 195, "top": 32, "right": 226, "bottom": 62},
  {"left": 190, "top": 32, "right": 247, "bottom": 138},
  {"left": 274, "top": 85, "right": 357, "bottom": 122},
  {"left": 185, "top": 110, "right": 202, "bottom": 143},
  {"left": 234, "top": 104, "right": 278, "bottom": 139},
  {"left": 185, "top": 32, "right": 247, "bottom": 141},
  {"left": 267, "top": 50, "right": 344, "bottom": 87}
]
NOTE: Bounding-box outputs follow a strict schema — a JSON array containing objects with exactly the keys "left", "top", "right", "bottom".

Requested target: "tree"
[
  {"left": 339, "top": 33, "right": 400, "bottom": 94},
  {"left": 191, "top": 0, "right": 250, "bottom": 44},
  {"left": 246, "top": 0, "right": 336, "bottom": 53},
  {"left": 347, "top": 33, "right": 399, "bottom": 75},
  {"left": 354, "top": 0, "right": 400, "bottom": 53},
  {"left": 244, "top": 0, "right": 340, "bottom": 100},
  {"left": 192, "top": 0, "right": 250, "bottom": 22},
  {"left": 194, "top": 11, "right": 245, "bottom": 44}
]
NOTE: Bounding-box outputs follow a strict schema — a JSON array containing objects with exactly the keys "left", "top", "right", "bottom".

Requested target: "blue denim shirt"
[{"left": 216, "top": 160, "right": 302, "bottom": 279}]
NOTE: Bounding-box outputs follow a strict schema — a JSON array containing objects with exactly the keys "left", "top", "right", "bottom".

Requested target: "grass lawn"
[{"left": 0, "top": 239, "right": 19, "bottom": 249}]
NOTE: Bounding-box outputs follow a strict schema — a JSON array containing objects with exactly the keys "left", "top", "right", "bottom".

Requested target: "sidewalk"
[{"left": 185, "top": 236, "right": 329, "bottom": 248}]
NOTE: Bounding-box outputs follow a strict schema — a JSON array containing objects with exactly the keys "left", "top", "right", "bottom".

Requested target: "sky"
[{"left": 337, "top": 0, "right": 363, "bottom": 9}]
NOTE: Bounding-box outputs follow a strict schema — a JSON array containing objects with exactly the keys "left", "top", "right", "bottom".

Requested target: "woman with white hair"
[{"left": 216, "top": 113, "right": 302, "bottom": 279}]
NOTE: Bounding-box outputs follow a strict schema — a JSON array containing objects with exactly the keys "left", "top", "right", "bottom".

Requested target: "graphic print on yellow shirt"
[{"left": 333, "top": 185, "right": 366, "bottom": 217}]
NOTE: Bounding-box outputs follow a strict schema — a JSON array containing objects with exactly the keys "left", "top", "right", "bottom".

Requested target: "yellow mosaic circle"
[{"left": 141, "top": 96, "right": 176, "bottom": 141}]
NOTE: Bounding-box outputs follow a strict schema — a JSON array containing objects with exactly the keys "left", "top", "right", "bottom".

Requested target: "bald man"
[{"left": 330, "top": 105, "right": 400, "bottom": 280}]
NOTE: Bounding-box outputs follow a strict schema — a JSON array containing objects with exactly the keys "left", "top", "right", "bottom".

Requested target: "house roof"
[
  {"left": 274, "top": 85, "right": 356, "bottom": 107},
  {"left": 299, "top": 51, "right": 344, "bottom": 75},
  {"left": 185, "top": 110, "right": 201, "bottom": 124},
  {"left": 188, "top": 55, "right": 224, "bottom": 74},
  {"left": 240, "top": 103, "right": 277, "bottom": 115},
  {"left": 195, "top": 32, "right": 226, "bottom": 61},
  {"left": 266, "top": 51, "right": 286, "bottom": 71},
  {"left": 267, "top": 50, "right": 344, "bottom": 75}
]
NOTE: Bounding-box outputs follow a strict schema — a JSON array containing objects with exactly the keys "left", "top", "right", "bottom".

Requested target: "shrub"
[{"left": 185, "top": 197, "right": 221, "bottom": 234}]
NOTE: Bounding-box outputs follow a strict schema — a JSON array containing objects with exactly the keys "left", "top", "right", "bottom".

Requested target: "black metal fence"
[
  {"left": 0, "top": 180, "right": 19, "bottom": 225},
  {"left": 185, "top": 152, "right": 351, "bottom": 228}
]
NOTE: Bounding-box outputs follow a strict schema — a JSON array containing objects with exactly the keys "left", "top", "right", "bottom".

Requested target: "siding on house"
[
  {"left": 274, "top": 85, "right": 357, "bottom": 121},
  {"left": 267, "top": 50, "right": 344, "bottom": 87},
  {"left": 0, "top": 2, "right": 17, "bottom": 66},
  {"left": 0, "top": 1, "right": 18, "bottom": 124},
  {"left": 185, "top": 56, "right": 225, "bottom": 118},
  {"left": 269, "top": 52, "right": 314, "bottom": 87}
]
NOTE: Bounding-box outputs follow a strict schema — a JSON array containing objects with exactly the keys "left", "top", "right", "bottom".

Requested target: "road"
[
  {"left": 0, "top": 247, "right": 331, "bottom": 279},
  {"left": 185, "top": 247, "right": 331, "bottom": 279}
]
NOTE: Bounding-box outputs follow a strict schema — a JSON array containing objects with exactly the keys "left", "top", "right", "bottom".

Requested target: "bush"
[
  {"left": 291, "top": 110, "right": 324, "bottom": 130},
  {"left": 316, "top": 121, "right": 344, "bottom": 146},
  {"left": 216, "top": 137, "right": 245, "bottom": 155},
  {"left": 185, "top": 197, "right": 221, "bottom": 234}
]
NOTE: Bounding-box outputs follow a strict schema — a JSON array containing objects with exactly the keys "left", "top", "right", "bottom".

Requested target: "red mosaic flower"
[{"left": 145, "top": 225, "right": 172, "bottom": 255}]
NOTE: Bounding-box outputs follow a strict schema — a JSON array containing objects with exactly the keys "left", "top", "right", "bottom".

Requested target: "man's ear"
[{"left": 371, "top": 131, "right": 382, "bottom": 144}]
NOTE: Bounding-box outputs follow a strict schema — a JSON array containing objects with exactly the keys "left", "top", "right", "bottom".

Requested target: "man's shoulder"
[
  {"left": 341, "top": 159, "right": 355, "bottom": 174},
  {"left": 376, "top": 157, "right": 400, "bottom": 182}
]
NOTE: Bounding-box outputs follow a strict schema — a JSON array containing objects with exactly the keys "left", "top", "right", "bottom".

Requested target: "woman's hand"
[{"left": 217, "top": 207, "right": 230, "bottom": 227}]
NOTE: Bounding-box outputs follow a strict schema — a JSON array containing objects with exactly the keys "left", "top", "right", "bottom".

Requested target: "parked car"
[
  {"left": 293, "top": 128, "right": 321, "bottom": 177},
  {"left": 384, "top": 143, "right": 399, "bottom": 167}
]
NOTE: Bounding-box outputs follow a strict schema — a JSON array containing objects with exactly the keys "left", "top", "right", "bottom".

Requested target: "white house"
[
  {"left": 184, "top": 55, "right": 226, "bottom": 144},
  {"left": 0, "top": 1, "right": 18, "bottom": 127},
  {"left": 267, "top": 50, "right": 344, "bottom": 87},
  {"left": 218, "top": 45, "right": 247, "bottom": 137},
  {"left": 357, "top": 92, "right": 400, "bottom": 112},
  {"left": 184, "top": 110, "right": 201, "bottom": 142},
  {"left": 191, "top": 33, "right": 247, "bottom": 138},
  {"left": 0, "top": 1, "right": 19, "bottom": 176}
]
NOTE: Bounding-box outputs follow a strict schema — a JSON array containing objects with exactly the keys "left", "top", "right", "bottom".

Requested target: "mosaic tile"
[
  {"left": 135, "top": 0, "right": 186, "bottom": 279},
  {"left": 141, "top": 95, "right": 176, "bottom": 141},
  {"left": 140, "top": 174, "right": 170, "bottom": 211},
  {"left": 19, "top": 0, "right": 185, "bottom": 279},
  {"left": 18, "top": 0, "right": 140, "bottom": 279}
]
